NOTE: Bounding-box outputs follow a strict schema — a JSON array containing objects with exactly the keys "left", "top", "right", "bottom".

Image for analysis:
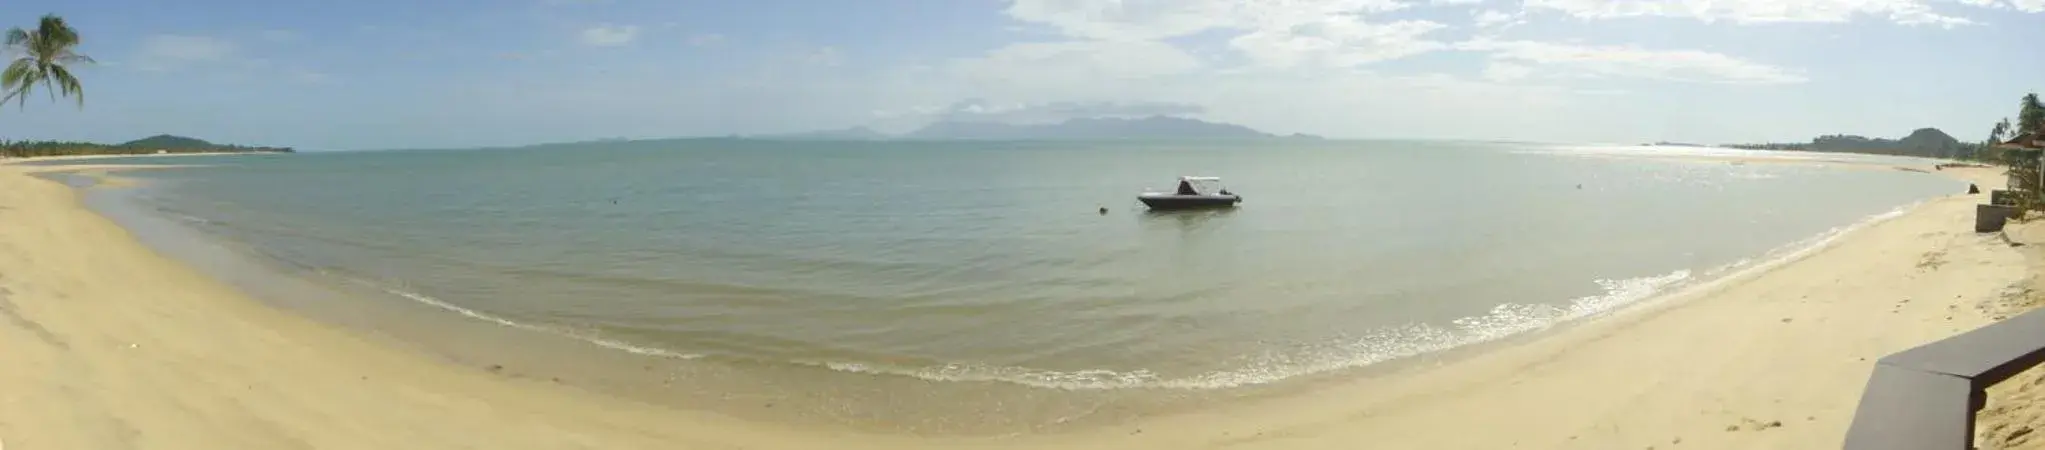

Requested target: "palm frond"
[
  {"left": 36, "top": 15, "right": 76, "bottom": 48},
  {"left": 1, "top": 58, "right": 32, "bottom": 91},
  {"left": 48, "top": 64, "right": 80, "bottom": 107},
  {"left": 3, "top": 28, "right": 27, "bottom": 49},
  {"left": 1, "top": 58, "right": 38, "bottom": 110},
  {"left": 4, "top": 78, "right": 32, "bottom": 110}
]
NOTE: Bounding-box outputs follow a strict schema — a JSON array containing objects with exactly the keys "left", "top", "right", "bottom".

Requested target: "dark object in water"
[
  {"left": 1969, "top": 184, "right": 1981, "bottom": 194},
  {"left": 1098, "top": 206, "right": 1108, "bottom": 215},
  {"left": 1138, "top": 176, "right": 1242, "bottom": 210}
]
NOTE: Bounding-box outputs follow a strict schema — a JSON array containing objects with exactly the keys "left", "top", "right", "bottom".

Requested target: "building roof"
[{"left": 2000, "top": 132, "right": 2045, "bottom": 149}]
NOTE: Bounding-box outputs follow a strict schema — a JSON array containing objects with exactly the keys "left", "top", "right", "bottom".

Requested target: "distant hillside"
[
  {"left": 903, "top": 116, "right": 1281, "bottom": 140},
  {"left": 2, "top": 134, "right": 294, "bottom": 158},
  {"left": 752, "top": 127, "right": 889, "bottom": 141},
  {"left": 120, "top": 134, "right": 216, "bottom": 149},
  {"left": 118, "top": 134, "right": 295, "bottom": 153},
  {"left": 1723, "top": 128, "right": 1975, "bottom": 159}
]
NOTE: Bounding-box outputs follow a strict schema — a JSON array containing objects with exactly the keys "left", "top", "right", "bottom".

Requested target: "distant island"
[
  {"left": 753, "top": 127, "right": 892, "bottom": 141},
  {"left": 752, "top": 116, "right": 1322, "bottom": 141},
  {"left": 1, "top": 134, "right": 295, "bottom": 158},
  {"left": 1720, "top": 128, "right": 1977, "bottom": 159}
]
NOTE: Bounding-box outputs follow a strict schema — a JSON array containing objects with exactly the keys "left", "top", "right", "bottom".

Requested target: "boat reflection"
[{"left": 1140, "top": 206, "right": 1239, "bottom": 234}]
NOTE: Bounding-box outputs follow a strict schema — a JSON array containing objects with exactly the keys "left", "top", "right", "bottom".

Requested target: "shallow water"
[{"left": 54, "top": 140, "right": 1963, "bottom": 432}]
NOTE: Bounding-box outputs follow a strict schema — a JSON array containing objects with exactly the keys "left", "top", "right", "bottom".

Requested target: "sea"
[{"left": 35, "top": 139, "right": 1967, "bottom": 434}]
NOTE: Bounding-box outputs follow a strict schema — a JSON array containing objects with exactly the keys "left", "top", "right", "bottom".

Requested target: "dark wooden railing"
[{"left": 1844, "top": 307, "right": 2045, "bottom": 449}]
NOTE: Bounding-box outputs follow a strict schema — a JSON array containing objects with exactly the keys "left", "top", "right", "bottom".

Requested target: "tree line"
[{"left": 0, "top": 140, "right": 294, "bottom": 158}]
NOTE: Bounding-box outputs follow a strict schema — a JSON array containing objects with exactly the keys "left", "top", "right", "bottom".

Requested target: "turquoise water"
[{"left": 56, "top": 140, "right": 1963, "bottom": 431}]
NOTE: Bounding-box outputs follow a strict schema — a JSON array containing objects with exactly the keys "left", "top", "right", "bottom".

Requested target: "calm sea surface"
[{"left": 50, "top": 140, "right": 1965, "bottom": 432}]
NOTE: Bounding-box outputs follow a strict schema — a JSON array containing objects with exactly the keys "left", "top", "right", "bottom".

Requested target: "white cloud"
[
  {"left": 950, "top": 40, "right": 1202, "bottom": 88},
  {"left": 134, "top": 34, "right": 238, "bottom": 71},
  {"left": 1521, "top": 0, "right": 1974, "bottom": 27},
  {"left": 1473, "top": 9, "right": 1525, "bottom": 28},
  {"left": 689, "top": 33, "right": 726, "bottom": 47},
  {"left": 1002, "top": 0, "right": 1445, "bottom": 71},
  {"left": 1229, "top": 18, "right": 1447, "bottom": 68},
  {"left": 1960, "top": 0, "right": 2045, "bottom": 12},
  {"left": 1003, "top": 0, "right": 1239, "bottom": 40},
  {"left": 853, "top": 0, "right": 1826, "bottom": 143},
  {"left": 579, "top": 24, "right": 639, "bottom": 47},
  {"left": 1482, "top": 61, "right": 1533, "bottom": 81},
  {"left": 848, "top": 55, "right": 1592, "bottom": 139},
  {"left": 1460, "top": 39, "right": 1808, "bottom": 85},
  {"left": 1004, "top": 0, "right": 1412, "bottom": 40}
]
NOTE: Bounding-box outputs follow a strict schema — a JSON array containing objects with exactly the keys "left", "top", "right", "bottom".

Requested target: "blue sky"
[{"left": 0, "top": 0, "right": 2040, "bottom": 150}]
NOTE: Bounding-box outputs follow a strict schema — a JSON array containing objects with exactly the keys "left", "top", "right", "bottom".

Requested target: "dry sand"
[
  {"left": 1973, "top": 219, "right": 2045, "bottom": 450},
  {"left": 0, "top": 160, "right": 2026, "bottom": 449}
]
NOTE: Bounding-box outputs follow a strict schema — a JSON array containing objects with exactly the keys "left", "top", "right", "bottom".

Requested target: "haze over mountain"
[
  {"left": 751, "top": 127, "right": 890, "bottom": 141},
  {"left": 904, "top": 116, "right": 1280, "bottom": 140},
  {"left": 757, "top": 116, "right": 1317, "bottom": 141}
]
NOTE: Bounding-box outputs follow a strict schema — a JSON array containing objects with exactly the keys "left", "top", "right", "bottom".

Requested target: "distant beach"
[{"left": 0, "top": 143, "right": 2028, "bottom": 449}]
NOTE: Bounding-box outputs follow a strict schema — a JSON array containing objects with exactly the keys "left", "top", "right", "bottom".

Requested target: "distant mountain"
[
  {"left": 904, "top": 116, "right": 1278, "bottom": 140},
  {"left": 1723, "top": 128, "right": 1973, "bottom": 159},
  {"left": 120, "top": 134, "right": 217, "bottom": 149},
  {"left": 117, "top": 134, "right": 295, "bottom": 153},
  {"left": 753, "top": 127, "right": 890, "bottom": 141},
  {"left": 1895, "top": 128, "right": 1965, "bottom": 155}
]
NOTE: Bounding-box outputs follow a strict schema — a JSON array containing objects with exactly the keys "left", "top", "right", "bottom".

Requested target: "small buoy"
[{"left": 1099, "top": 206, "right": 1109, "bottom": 215}]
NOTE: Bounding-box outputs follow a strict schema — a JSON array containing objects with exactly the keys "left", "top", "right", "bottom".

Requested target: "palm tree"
[
  {"left": 1, "top": 14, "right": 91, "bottom": 110},
  {"left": 2022, "top": 94, "right": 2045, "bottom": 137}
]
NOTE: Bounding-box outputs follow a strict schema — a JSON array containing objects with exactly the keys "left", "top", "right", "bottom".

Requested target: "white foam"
[
  {"left": 796, "top": 268, "right": 1692, "bottom": 391},
  {"left": 331, "top": 274, "right": 705, "bottom": 360}
]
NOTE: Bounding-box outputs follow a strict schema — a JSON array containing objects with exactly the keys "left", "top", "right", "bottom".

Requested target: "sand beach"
[{"left": 0, "top": 158, "right": 2033, "bottom": 449}]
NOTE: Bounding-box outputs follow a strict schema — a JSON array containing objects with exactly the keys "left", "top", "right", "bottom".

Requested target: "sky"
[{"left": 0, "top": 0, "right": 2041, "bottom": 150}]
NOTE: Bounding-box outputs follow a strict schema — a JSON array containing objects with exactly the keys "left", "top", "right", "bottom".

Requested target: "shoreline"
[
  {"left": 0, "top": 161, "right": 932, "bottom": 449},
  {"left": 2, "top": 151, "right": 285, "bottom": 163},
  {"left": 0, "top": 158, "right": 2026, "bottom": 448}
]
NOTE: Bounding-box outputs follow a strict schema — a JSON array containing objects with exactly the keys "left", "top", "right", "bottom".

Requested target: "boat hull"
[{"left": 1137, "top": 194, "right": 1241, "bottom": 210}]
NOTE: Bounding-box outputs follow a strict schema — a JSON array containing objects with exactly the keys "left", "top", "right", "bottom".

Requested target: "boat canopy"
[{"left": 1173, "top": 176, "right": 1228, "bottom": 195}]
